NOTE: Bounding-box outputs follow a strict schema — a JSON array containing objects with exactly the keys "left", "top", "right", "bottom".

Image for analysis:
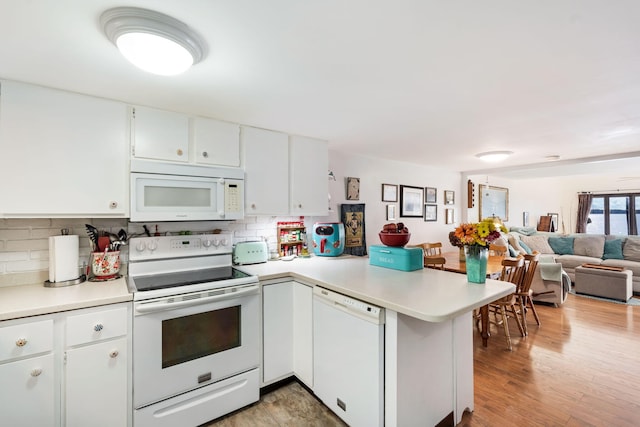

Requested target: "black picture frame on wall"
[
  {"left": 400, "top": 185, "right": 424, "bottom": 217},
  {"left": 340, "top": 203, "right": 367, "bottom": 256}
]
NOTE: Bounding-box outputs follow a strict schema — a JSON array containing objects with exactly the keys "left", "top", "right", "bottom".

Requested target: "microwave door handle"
[
  {"left": 135, "top": 285, "right": 259, "bottom": 314},
  {"left": 217, "top": 179, "right": 225, "bottom": 218}
]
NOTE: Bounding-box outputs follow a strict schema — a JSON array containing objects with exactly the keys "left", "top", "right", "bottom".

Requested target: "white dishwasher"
[{"left": 313, "top": 286, "right": 385, "bottom": 427}]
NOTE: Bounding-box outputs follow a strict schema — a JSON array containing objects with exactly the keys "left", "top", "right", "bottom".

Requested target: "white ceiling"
[{"left": 2, "top": 0, "right": 640, "bottom": 177}]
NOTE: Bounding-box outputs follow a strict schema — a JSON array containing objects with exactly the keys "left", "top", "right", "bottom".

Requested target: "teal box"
[{"left": 369, "top": 245, "right": 424, "bottom": 271}]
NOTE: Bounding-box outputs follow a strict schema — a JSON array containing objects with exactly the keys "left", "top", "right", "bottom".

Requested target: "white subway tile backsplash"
[
  {"left": 6, "top": 239, "right": 49, "bottom": 251},
  {"left": 7, "top": 259, "right": 49, "bottom": 272},
  {"left": 0, "top": 216, "right": 298, "bottom": 286},
  {"left": 1, "top": 228, "right": 30, "bottom": 240}
]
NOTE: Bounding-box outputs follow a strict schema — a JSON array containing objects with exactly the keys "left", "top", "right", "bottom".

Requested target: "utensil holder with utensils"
[{"left": 89, "top": 251, "right": 121, "bottom": 281}]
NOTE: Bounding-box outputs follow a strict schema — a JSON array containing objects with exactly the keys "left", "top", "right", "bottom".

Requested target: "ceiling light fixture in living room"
[
  {"left": 475, "top": 151, "right": 513, "bottom": 162},
  {"left": 101, "top": 7, "right": 206, "bottom": 76}
]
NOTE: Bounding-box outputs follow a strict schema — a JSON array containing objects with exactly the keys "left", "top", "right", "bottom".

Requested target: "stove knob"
[
  {"left": 202, "top": 238, "right": 212, "bottom": 249},
  {"left": 220, "top": 239, "right": 228, "bottom": 247},
  {"left": 213, "top": 239, "right": 220, "bottom": 248},
  {"left": 136, "top": 241, "right": 146, "bottom": 252},
  {"left": 148, "top": 240, "right": 158, "bottom": 253}
]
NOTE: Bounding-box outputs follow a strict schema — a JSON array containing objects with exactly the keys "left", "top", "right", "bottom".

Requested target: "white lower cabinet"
[
  {"left": 65, "top": 337, "right": 128, "bottom": 427},
  {"left": 0, "top": 352, "right": 56, "bottom": 427},
  {"left": 0, "top": 317, "right": 56, "bottom": 427},
  {"left": 262, "top": 280, "right": 312, "bottom": 387},
  {"left": 64, "top": 304, "right": 130, "bottom": 427},
  {"left": 0, "top": 302, "right": 130, "bottom": 427}
]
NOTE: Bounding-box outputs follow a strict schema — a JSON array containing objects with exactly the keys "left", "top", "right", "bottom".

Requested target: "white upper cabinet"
[
  {"left": 290, "top": 135, "right": 328, "bottom": 216},
  {"left": 242, "top": 126, "right": 289, "bottom": 215},
  {"left": 191, "top": 117, "right": 240, "bottom": 167},
  {"left": 242, "top": 127, "right": 328, "bottom": 216},
  {"left": 0, "top": 80, "right": 129, "bottom": 217},
  {"left": 131, "top": 106, "right": 189, "bottom": 163},
  {"left": 131, "top": 106, "right": 241, "bottom": 168}
]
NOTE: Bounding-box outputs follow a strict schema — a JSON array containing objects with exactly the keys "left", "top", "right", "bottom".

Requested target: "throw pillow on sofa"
[
  {"left": 622, "top": 237, "right": 640, "bottom": 262},
  {"left": 518, "top": 240, "right": 533, "bottom": 254},
  {"left": 507, "top": 234, "right": 527, "bottom": 255},
  {"left": 548, "top": 237, "right": 574, "bottom": 255},
  {"left": 603, "top": 239, "right": 624, "bottom": 260},
  {"left": 520, "top": 235, "right": 554, "bottom": 254},
  {"left": 573, "top": 235, "right": 605, "bottom": 258}
]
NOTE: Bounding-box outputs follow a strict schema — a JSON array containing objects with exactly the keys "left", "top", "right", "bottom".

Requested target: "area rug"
[{"left": 569, "top": 289, "right": 640, "bottom": 306}]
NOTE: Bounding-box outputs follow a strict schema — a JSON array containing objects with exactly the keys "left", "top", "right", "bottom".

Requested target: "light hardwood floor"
[{"left": 205, "top": 293, "right": 640, "bottom": 427}]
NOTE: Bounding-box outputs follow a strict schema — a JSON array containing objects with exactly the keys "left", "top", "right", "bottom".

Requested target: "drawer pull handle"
[
  {"left": 30, "top": 368, "right": 42, "bottom": 377},
  {"left": 15, "top": 338, "right": 27, "bottom": 347},
  {"left": 109, "top": 350, "right": 119, "bottom": 358},
  {"left": 94, "top": 324, "right": 104, "bottom": 332}
]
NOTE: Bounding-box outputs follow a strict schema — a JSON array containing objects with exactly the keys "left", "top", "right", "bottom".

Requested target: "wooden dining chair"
[
  {"left": 488, "top": 256, "right": 526, "bottom": 351},
  {"left": 516, "top": 251, "right": 541, "bottom": 335},
  {"left": 423, "top": 256, "right": 446, "bottom": 270},
  {"left": 422, "top": 242, "right": 443, "bottom": 257}
]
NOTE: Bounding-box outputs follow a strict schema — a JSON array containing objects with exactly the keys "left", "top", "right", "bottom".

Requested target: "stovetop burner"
[{"left": 133, "top": 266, "right": 251, "bottom": 292}]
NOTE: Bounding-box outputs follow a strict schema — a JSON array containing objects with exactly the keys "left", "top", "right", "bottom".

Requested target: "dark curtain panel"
[{"left": 576, "top": 193, "right": 593, "bottom": 233}]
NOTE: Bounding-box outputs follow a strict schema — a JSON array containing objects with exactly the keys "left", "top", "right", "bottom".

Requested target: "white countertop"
[
  {"left": 0, "top": 277, "right": 131, "bottom": 321},
  {"left": 236, "top": 255, "right": 514, "bottom": 322},
  {"left": 0, "top": 255, "right": 514, "bottom": 323}
]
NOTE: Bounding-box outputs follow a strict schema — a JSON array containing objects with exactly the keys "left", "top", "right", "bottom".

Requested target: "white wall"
[
  {"left": 308, "top": 150, "right": 463, "bottom": 253},
  {"left": 466, "top": 172, "right": 640, "bottom": 234}
]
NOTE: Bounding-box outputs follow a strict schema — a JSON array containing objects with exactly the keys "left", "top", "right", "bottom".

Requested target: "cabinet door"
[
  {"left": 132, "top": 105, "right": 189, "bottom": 162},
  {"left": 65, "top": 337, "right": 128, "bottom": 427},
  {"left": 242, "top": 126, "right": 289, "bottom": 215},
  {"left": 192, "top": 117, "right": 240, "bottom": 166},
  {"left": 262, "top": 281, "right": 293, "bottom": 383},
  {"left": 292, "top": 282, "right": 313, "bottom": 387},
  {"left": 0, "top": 353, "right": 55, "bottom": 427},
  {"left": 289, "top": 136, "right": 328, "bottom": 215},
  {"left": 0, "top": 80, "right": 128, "bottom": 217}
]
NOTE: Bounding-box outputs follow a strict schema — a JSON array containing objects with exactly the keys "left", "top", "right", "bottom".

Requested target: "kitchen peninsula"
[
  {"left": 238, "top": 255, "right": 514, "bottom": 426},
  {"left": 0, "top": 255, "right": 513, "bottom": 427}
]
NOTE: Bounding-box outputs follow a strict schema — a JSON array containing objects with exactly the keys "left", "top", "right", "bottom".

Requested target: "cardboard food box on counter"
[{"left": 369, "top": 245, "right": 423, "bottom": 272}]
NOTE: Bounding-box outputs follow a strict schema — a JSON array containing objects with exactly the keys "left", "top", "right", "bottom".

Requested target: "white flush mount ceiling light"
[
  {"left": 101, "top": 7, "right": 206, "bottom": 76},
  {"left": 475, "top": 151, "right": 513, "bottom": 162}
]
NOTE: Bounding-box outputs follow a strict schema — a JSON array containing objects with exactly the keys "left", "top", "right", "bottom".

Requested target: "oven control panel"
[{"left": 130, "top": 233, "right": 233, "bottom": 261}]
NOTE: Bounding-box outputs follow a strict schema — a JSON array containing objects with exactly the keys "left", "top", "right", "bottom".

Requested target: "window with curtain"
[{"left": 586, "top": 193, "right": 639, "bottom": 235}]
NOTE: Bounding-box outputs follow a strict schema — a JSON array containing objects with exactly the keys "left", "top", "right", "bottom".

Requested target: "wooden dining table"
[{"left": 429, "top": 251, "right": 505, "bottom": 347}]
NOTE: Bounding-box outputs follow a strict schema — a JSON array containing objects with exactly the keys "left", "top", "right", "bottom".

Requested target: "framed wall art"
[
  {"left": 444, "top": 190, "right": 455, "bottom": 205},
  {"left": 346, "top": 177, "right": 360, "bottom": 200},
  {"left": 340, "top": 203, "right": 367, "bottom": 256},
  {"left": 479, "top": 184, "right": 509, "bottom": 221},
  {"left": 445, "top": 208, "right": 454, "bottom": 224},
  {"left": 386, "top": 204, "right": 397, "bottom": 220},
  {"left": 381, "top": 183, "right": 398, "bottom": 202},
  {"left": 424, "top": 204, "right": 437, "bottom": 222},
  {"left": 425, "top": 187, "right": 437, "bottom": 203},
  {"left": 400, "top": 185, "right": 424, "bottom": 217},
  {"left": 523, "top": 211, "right": 530, "bottom": 227}
]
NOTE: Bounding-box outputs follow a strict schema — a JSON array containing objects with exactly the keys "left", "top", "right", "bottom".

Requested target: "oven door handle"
[{"left": 135, "top": 285, "right": 259, "bottom": 314}]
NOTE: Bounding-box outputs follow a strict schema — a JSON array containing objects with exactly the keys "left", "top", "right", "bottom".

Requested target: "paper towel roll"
[{"left": 49, "top": 235, "right": 79, "bottom": 282}]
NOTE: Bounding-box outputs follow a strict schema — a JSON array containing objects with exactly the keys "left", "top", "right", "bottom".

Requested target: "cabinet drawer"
[
  {"left": 66, "top": 306, "right": 127, "bottom": 347},
  {"left": 0, "top": 319, "right": 53, "bottom": 362}
]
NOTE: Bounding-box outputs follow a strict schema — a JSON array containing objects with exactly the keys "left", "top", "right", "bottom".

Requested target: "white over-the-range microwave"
[{"left": 130, "top": 159, "right": 244, "bottom": 222}]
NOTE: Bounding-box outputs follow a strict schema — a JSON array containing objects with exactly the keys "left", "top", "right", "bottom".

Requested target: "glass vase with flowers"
[{"left": 453, "top": 219, "right": 507, "bottom": 284}]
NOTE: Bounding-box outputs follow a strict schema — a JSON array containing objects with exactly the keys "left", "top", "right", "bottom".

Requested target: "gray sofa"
[{"left": 506, "top": 228, "right": 640, "bottom": 295}]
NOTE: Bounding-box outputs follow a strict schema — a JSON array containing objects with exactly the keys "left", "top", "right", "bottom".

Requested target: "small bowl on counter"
[{"left": 378, "top": 232, "right": 411, "bottom": 247}]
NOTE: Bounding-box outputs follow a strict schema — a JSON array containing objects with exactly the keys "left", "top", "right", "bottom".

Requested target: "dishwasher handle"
[{"left": 313, "top": 287, "right": 384, "bottom": 325}]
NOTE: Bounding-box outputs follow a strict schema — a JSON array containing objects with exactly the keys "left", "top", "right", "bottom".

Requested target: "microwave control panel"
[{"left": 224, "top": 179, "right": 243, "bottom": 214}]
